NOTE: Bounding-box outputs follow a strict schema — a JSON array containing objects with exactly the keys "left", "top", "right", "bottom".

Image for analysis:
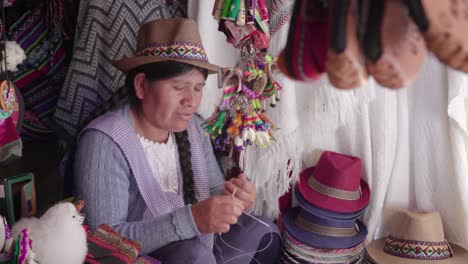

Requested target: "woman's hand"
[
  {"left": 191, "top": 196, "right": 244, "bottom": 234},
  {"left": 224, "top": 174, "right": 256, "bottom": 212}
]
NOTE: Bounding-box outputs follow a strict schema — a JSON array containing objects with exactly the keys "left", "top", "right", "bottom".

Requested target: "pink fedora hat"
[{"left": 297, "top": 151, "right": 370, "bottom": 213}]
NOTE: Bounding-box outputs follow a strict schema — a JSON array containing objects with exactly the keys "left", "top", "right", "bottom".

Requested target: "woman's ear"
[{"left": 134, "top": 72, "right": 146, "bottom": 100}]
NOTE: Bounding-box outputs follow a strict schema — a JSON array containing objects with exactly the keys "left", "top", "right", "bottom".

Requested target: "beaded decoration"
[
  {"left": 203, "top": 50, "right": 281, "bottom": 155},
  {"left": 0, "top": 80, "right": 15, "bottom": 119},
  {"left": 213, "top": 0, "right": 270, "bottom": 49}
]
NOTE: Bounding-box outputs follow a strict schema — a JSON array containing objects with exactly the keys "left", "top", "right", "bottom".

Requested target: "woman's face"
[{"left": 135, "top": 69, "right": 205, "bottom": 133}]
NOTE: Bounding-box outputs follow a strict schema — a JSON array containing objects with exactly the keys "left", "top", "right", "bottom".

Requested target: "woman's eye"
[
  {"left": 174, "top": 86, "right": 184, "bottom": 91},
  {"left": 195, "top": 86, "right": 203, "bottom": 92}
]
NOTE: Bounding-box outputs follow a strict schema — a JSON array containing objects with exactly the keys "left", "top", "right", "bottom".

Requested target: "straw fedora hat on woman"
[
  {"left": 365, "top": 209, "right": 468, "bottom": 263},
  {"left": 113, "top": 18, "right": 220, "bottom": 74}
]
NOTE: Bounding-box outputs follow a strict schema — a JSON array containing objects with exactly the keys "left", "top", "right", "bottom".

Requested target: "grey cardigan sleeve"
[{"left": 74, "top": 130, "right": 200, "bottom": 255}]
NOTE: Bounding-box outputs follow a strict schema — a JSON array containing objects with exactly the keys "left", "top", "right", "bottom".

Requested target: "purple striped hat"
[
  {"left": 283, "top": 207, "right": 368, "bottom": 249},
  {"left": 294, "top": 186, "right": 367, "bottom": 220}
]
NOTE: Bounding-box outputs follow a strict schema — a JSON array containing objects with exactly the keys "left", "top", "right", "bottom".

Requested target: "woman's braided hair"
[
  {"left": 69, "top": 61, "right": 207, "bottom": 205},
  {"left": 174, "top": 131, "right": 197, "bottom": 204}
]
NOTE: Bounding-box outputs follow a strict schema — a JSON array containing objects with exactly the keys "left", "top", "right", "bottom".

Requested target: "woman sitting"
[{"left": 73, "top": 18, "right": 281, "bottom": 263}]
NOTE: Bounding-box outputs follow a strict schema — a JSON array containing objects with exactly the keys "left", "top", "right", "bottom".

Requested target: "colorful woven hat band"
[
  {"left": 294, "top": 214, "right": 359, "bottom": 238},
  {"left": 383, "top": 235, "right": 453, "bottom": 260},
  {"left": 136, "top": 41, "right": 209, "bottom": 63},
  {"left": 307, "top": 174, "right": 362, "bottom": 201}
]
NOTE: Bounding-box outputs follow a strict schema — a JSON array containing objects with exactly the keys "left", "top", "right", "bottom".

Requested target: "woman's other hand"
[
  {"left": 224, "top": 174, "right": 256, "bottom": 212},
  {"left": 191, "top": 196, "right": 244, "bottom": 234}
]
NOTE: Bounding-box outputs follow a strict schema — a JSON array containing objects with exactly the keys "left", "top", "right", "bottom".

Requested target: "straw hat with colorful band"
[
  {"left": 283, "top": 207, "right": 367, "bottom": 249},
  {"left": 297, "top": 151, "right": 371, "bottom": 213},
  {"left": 113, "top": 19, "right": 220, "bottom": 74},
  {"left": 365, "top": 209, "right": 468, "bottom": 264},
  {"left": 294, "top": 186, "right": 367, "bottom": 221},
  {"left": 383, "top": 236, "right": 453, "bottom": 260}
]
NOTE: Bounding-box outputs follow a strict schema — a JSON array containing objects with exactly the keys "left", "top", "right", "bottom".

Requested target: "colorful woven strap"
[
  {"left": 4, "top": 219, "right": 10, "bottom": 240},
  {"left": 295, "top": 214, "right": 359, "bottom": 237},
  {"left": 16, "top": 229, "right": 34, "bottom": 264},
  {"left": 383, "top": 235, "right": 453, "bottom": 260},
  {"left": 137, "top": 41, "right": 209, "bottom": 62},
  {"left": 308, "top": 175, "right": 362, "bottom": 200}
]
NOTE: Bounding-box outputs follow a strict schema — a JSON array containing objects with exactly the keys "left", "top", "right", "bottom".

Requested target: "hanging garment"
[
  {"left": 53, "top": 0, "right": 188, "bottom": 139},
  {"left": 8, "top": 6, "right": 67, "bottom": 140},
  {"left": 0, "top": 82, "right": 23, "bottom": 164}
]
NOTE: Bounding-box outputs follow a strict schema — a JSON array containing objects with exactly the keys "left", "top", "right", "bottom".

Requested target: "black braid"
[{"left": 174, "top": 131, "right": 198, "bottom": 205}]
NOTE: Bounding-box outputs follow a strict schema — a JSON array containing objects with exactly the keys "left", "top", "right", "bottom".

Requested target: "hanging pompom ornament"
[
  {"left": 208, "top": 1, "right": 283, "bottom": 157},
  {"left": 234, "top": 136, "right": 244, "bottom": 151},
  {"left": 227, "top": 125, "right": 240, "bottom": 136},
  {"left": 232, "top": 113, "right": 243, "bottom": 127}
]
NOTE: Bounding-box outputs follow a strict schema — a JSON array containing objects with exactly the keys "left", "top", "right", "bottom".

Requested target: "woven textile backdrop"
[{"left": 53, "top": 0, "right": 187, "bottom": 138}]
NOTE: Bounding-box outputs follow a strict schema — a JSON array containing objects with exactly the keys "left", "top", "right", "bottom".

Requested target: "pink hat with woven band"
[{"left": 297, "top": 151, "right": 370, "bottom": 213}]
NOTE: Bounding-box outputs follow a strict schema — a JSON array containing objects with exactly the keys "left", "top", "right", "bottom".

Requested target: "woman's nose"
[{"left": 182, "top": 88, "right": 195, "bottom": 107}]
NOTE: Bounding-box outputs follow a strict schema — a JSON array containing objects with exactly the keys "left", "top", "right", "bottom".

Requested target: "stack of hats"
[
  {"left": 365, "top": 209, "right": 468, "bottom": 264},
  {"left": 281, "top": 151, "right": 371, "bottom": 263}
]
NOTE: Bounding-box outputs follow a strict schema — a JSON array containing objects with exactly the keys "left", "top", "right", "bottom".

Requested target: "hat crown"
[
  {"left": 136, "top": 18, "right": 204, "bottom": 51},
  {"left": 313, "top": 151, "right": 362, "bottom": 191},
  {"left": 390, "top": 210, "right": 446, "bottom": 242}
]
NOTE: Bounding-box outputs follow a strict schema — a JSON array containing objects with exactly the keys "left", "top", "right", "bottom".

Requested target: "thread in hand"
[{"left": 216, "top": 187, "right": 274, "bottom": 264}]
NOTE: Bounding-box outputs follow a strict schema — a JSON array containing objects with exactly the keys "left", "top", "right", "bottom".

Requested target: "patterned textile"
[
  {"left": 383, "top": 235, "right": 453, "bottom": 260},
  {"left": 137, "top": 41, "right": 208, "bottom": 62},
  {"left": 11, "top": 229, "right": 34, "bottom": 264},
  {"left": 53, "top": 0, "right": 187, "bottom": 139},
  {"left": 135, "top": 256, "right": 161, "bottom": 264},
  {"left": 268, "top": 0, "right": 294, "bottom": 36},
  {"left": 9, "top": 7, "right": 67, "bottom": 140},
  {"left": 0, "top": 83, "right": 22, "bottom": 163},
  {"left": 2, "top": 0, "right": 15, "bottom": 7},
  {"left": 0, "top": 81, "right": 15, "bottom": 116},
  {"left": 84, "top": 111, "right": 213, "bottom": 249},
  {"left": 86, "top": 224, "right": 142, "bottom": 263}
]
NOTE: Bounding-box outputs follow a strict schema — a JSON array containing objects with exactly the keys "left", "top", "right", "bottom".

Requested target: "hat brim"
[
  {"left": 366, "top": 238, "right": 468, "bottom": 264},
  {"left": 112, "top": 55, "right": 220, "bottom": 74},
  {"left": 283, "top": 229, "right": 366, "bottom": 258},
  {"left": 295, "top": 186, "right": 367, "bottom": 220},
  {"left": 298, "top": 167, "right": 371, "bottom": 213},
  {"left": 283, "top": 207, "right": 368, "bottom": 249}
]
